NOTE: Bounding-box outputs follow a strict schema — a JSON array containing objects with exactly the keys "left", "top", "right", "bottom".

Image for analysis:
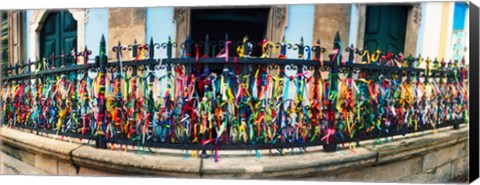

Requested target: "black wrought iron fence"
[{"left": 1, "top": 32, "right": 469, "bottom": 161}]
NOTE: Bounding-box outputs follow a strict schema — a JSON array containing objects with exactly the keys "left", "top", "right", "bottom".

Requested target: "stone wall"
[
  {"left": 403, "top": 4, "right": 422, "bottom": 57},
  {"left": 0, "top": 125, "right": 469, "bottom": 182},
  {"left": 108, "top": 8, "right": 146, "bottom": 62},
  {"left": 312, "top": 4, "right": 351, "bottom": 55}
]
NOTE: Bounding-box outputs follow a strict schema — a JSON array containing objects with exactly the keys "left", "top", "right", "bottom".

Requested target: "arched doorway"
[{"left": 39, "top": 11, "right": 77, "bottom": 66}]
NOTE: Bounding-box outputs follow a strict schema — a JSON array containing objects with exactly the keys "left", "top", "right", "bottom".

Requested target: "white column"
[
  {"left": 464, "top": 8, "right": 469, "bottom": 64},
  {"left": 444, "top": 2, "right": 455, "bottom": 61},
  {"left": 348, "top": 5, "right": 359, "bottom": 47},
  {"left": 418, "top": 2, "right": 443, "bottom": 59}
]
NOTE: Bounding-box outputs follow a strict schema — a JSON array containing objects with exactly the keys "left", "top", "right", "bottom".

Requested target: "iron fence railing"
[{"left": 1, "top": 32, "right": 469, "bottom": 160}]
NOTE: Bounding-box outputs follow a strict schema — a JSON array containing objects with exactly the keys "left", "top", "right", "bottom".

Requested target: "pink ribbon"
[{"left": 321, "top": 128, "right": 335, "bottom": 145}]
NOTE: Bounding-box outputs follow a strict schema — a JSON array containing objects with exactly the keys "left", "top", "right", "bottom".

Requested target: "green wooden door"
[
  {"left": 364, "top": 6, "right": 408, "bottom": 54},
  {"left": 40, "top": 11, "right": 77, "bottom": 65}
]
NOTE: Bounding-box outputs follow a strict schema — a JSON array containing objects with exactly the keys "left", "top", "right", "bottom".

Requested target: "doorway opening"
[{"left": 190, "top": 8, "right": 270, "bottom": 57}]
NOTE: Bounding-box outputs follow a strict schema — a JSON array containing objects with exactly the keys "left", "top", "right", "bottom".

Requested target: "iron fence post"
[
  {"left": 95, "top": 35, "right": 107, "bottom": 149},
  {"left": 184, "top": 35, "right": 192, "bottom": 58},
  {"left": 60, "top": 51, "right": 65, "bottom": 67},
  {"left": 200, "top": 150, "right": 208, "bottom": 158},
  {"left": 297, "top": 37, "right": 305, "bottom": 59},
  {"left": 167, "top": 36, "right": 173, "bottom": 59},
  {"left": 14, "top": 63, "right": 18, "bottom": 75},
  {"left": 83, "top": 47, "right": 91, "bottom": 65},
  {"left": 312, "top": 39, "right": 321, "bottom": 61},
  {"left": 323, "top": 31, "right": 342, "bottom": 152},
  {"left": 204, "top": 34, "right": 210, "bottom": 58},
  {"left": 148, "top": 38, "right": 154, "bottom": 60},
  {"left": 26, "top": 59, "right": 31, "bottom": 74},
  {"left": 452, "top": 59, "right": 460, "bottom": 130},
  {"left": 132, "top": 39, "right": 139, "bottom": 58}
]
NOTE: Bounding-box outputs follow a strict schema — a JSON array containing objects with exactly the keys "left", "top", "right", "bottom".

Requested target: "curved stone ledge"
[
  {"left": 0, "top": 125, "right": 469, "bottom": 182},
  {"left": 71, "top": 145, "right": 201, "bottom": 177},
  {"left": 200, "top": 147, "right": 377, "bottom": 179},
  {"left": 0, "top": 127, "right": 81, "bottom": 162}
]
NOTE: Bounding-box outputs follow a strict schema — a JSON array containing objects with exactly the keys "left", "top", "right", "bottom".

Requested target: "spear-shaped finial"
[
  {"left": 334, "top": 31, "right": 341, "bottom": 49},
  {"left": 278, "top": 35, "right": 287, "bottom": 58},
  {"left": 333, "top": 31, "right": 342, "bottom": 65},
  {"left": 167, "top": 35, "right": 173, "bottom": 59},
  {"left": 347, "top": 43, "right": 355, "bottom": 64},
  {"left": 116, "top": 41, "right": 122, "bottom": 60},
  {"left": 83, "top": 46, "right": 92, "bottom": 65},
  {"left": 131, "top": 39, "right": 138, "bottom": 58},
  {"left": 297, "top": 36, "right": 305, "bottom": 59},
  {"left": 406, "top": 54, "right": 414, "bottom": 68},
  {"left": 223, "top": 33, "right": 230, "bottom": 60},
  {"left": 27, "top": 58, "right": 31, "bottom": 73},
  {"left": 237, "top": 34, "right": 247, "bottom": 58},
  {"left": 204, "top": 34, "right": 210, "bottom": 58},
  {"left": 35, "top": 56, "right": 40, "bottom": 70},
  {"left": 149, "top": 37, "right": 155, "bottom": 60},
  {"left": 433, "top": 57, "right": 439, "bottom": 69},
  {"left": 426, "top": 56, "right": 431, "bottom": 69},
  {"left": 111, "top": 40, "right": 125, "bottom": 76},
  {"left": 60, "top": 50, "right": 65, "bottom": 67},
  {"left": 313, "top": 39, "right": 322, "bottom": 61},
  {"left": 440, "top": 58, "right": 446, "bottom": 68},
  {"left": 243, "top": 34, "right": 251, "bottom": 57},
  {"left": 415, "top": 54, "right": 422, "bottom": 67},
  {"left": 100, "top": 34, "right": 106, "bottom": 59},
  {"left": 184, "top": 35, "right": 191, "bottom": 58},
  {"left": 50, "top": 53, "right": 56, "bottom": 69}
]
